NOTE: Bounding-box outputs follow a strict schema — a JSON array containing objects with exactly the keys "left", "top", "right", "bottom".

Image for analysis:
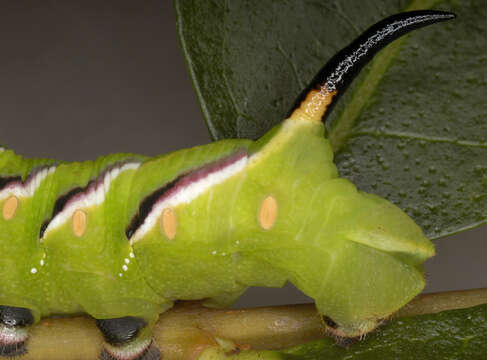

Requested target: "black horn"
[{"left": 289, "top": 10, "right": 456, "bottom": 123}]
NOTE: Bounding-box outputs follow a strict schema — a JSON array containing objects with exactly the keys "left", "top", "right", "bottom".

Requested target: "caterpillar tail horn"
[{"left": 289, "top": 10, "right": 456, "bottom": 123}]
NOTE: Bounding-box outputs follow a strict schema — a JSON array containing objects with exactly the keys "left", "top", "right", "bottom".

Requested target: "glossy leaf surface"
[{"left": 175, "top": 0, "right": 487, "bottom": 240}]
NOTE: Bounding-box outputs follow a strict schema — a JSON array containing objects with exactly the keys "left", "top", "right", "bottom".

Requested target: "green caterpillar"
[{"left": 0, "top": 10, "right": 455, "bottom": 360}]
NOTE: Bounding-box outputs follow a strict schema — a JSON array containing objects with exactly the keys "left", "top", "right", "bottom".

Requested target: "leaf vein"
[
  {"left": 277, "top": 43, "right": 305, "bottom": 89},
  {"left": 352, "top": 129, "right": 487, "bottom": 149}
]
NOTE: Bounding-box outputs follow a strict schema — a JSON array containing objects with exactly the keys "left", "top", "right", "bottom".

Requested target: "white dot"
[
  {"left": 40, "top": 259, "right": 45, "bottom": 266},
  {"left": 30, "top": 268, "right": 37, "bottom": 274},
  {"left": 236, "top": 240, "right": 240, "bottom": 245},
  {"left": 122, "top": 265, "right": 128, "bottom": 271},
  {"left": 124, "top": 258, "right": 130, "bottom": 264},
  {"left": 212, "top": 250, "right": 217, "bottom": 255},
  {"left": 119, "top": 273, "right": 123, "bottom": 277},
  {"left": 221, "top": 252, "right": 226, "bottom": 256},
  {"left": 129, "top": 252, "right": 135, "bottom": 258}
]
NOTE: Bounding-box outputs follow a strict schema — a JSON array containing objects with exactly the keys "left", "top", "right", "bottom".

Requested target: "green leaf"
[
  {"left": 175, "top": 0, "right": 487, "bottom": 240},
  {"left": 282, "top": 305, "right": 487, "bottom": 359},
  {"left": 199, "top": 304, "right": 487, "bottom": 359}
]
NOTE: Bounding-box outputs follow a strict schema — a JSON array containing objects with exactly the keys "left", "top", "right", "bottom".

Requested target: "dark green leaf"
[
  {"left": 282, "top": 305, "right": 487, "bottom": 359},
  {"left": 175, "top": 0, "right": 487, "bottom": 240},
  {"left": 201, "top": 304, "right": 487, "bottom": 359}
]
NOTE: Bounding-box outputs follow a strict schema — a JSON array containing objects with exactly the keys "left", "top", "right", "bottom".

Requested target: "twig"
[{"left": 21, "top": 288, "right": 487, "bottom": 360}]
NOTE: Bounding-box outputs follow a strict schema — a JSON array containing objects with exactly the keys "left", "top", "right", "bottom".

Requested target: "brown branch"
[{"left": 21, "top": 288, "right": 487, "bottom": 360}]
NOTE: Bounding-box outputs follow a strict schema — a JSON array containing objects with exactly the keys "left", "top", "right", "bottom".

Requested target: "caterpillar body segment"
[
  {"left": 0, "top": 141, "right": 254, "bottom": 357},
  {"left": 0, "top": 10, "right": 454, "bottom": 359}
]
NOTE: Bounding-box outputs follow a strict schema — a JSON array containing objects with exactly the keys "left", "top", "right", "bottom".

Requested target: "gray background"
[{"left": 0, "top": 1, "right": 485, "bottom": 308}]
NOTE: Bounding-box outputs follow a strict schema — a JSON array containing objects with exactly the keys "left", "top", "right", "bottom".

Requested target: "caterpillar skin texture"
[{"left": 0, "top": 10, "right": 455, "bottom": 360}]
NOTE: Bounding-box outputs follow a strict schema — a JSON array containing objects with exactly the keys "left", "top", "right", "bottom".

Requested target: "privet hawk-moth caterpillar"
[{"left": 0, "top": 10, "right": 455, "bottom": 360}]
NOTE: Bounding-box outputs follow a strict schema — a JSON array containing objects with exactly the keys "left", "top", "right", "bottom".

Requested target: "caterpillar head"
[{"left": 127, "top": 10, "right": 453, "bottom": 339}]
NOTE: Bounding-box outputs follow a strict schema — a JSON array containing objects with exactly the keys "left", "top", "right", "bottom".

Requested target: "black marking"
[
  {"left": 334, "top": 336, "right": 360, "bottom": 348},
  {"left": 289, "top": 10, "right": 456, "bottom": 123},
  {"left": 101, "top": 341, "right": 160, "bottom": 360},
  {"left": 41, "top": 161, "right": 140, "bottom": 239},
  {"left": 50, "top": 187, "right": 84, "bottom": 220},
  {"left": 0, "top": 166, "right": 58, "bottom": 195},
  {"left": 126, "top": 150, "right": 247, "bottom": 240},
  {"left": 125, "top": 177, "right": 180, "bottom": 239},
  {"left": 39, "top": 221, "right": 49, "bottom": 240},
  {"left": 96, "top": 317, "right": 147, "bottom": 346},
  {"left": 0, "top": 306, "right": 34, "bottom": 327},
  {"left": 0, "top": 176, "right": 21, "bottom": 191},
  {"left": 322, "top": 315, "right": 338, "bottom": 329},
  {"left": 39, "top": 186, "right": 84, "bottom": 239},
  {"left": 138, "top": 343, "right": 161, "bottom": 360},
  {"left": 0, "top": 341, "right": 27, "bottom": 357}
]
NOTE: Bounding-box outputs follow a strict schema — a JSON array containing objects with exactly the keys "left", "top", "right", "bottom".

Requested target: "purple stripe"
[
  {"left": 126, "top": 149, "right": 247, "bottom": 239},
  {"left": 159, "top": 150, "right": 247, "bottom": 204}
]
